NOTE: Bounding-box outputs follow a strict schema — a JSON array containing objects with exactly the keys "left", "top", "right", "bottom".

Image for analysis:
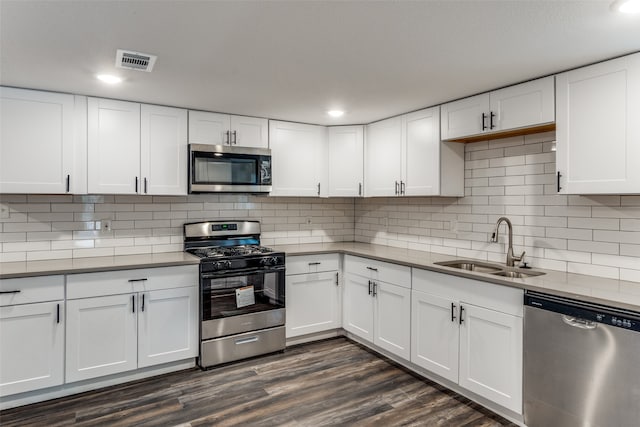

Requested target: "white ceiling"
[{"left": 1, "top": 1, "right": 639, "bottom": 125}]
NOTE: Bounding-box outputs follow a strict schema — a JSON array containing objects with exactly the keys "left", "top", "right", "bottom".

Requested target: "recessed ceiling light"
[
  {"left": 96, "top": 74, "right": 122, "bottom": 84},
  {"left": 327, "top": 110, "right": 344, "bottom": 118},
  {"left": 611, "top": 0, "right": 640, "bottom": 13}
]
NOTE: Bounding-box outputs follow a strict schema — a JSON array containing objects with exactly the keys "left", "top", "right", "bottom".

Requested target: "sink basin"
[
  {"left": 434, "top": 260, "right": 504, "bottom": 274},
  {"left": 491, "top": 270, "right": 545, "bottom": 279}
]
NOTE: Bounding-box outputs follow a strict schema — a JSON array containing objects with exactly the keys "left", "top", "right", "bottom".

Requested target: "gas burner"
[{"left": 189, "top": 245, "right": 274, "bottom": 259}]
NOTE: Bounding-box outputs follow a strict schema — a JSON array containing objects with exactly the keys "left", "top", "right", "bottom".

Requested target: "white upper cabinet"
[
  {"left": 269, "top": 120, "right": 328, "bottom": 197},
  {"left": 364, "top": 116, "right": 403, "bottom": 197},
  {"left": 365, "top": 109, "right": 463, "bottom": 197},
  {"left": 441, "top": 76, "right": 555, "bottom": 140},
  {"left": 88, "top": 98, "right": 141, "bottom": 194},
  {"left": 328, "top": 126, "right": 364, "bottom": 197},
  {"left": 556, "top": 53, "right": 640, "bottom": 194},
  {"left": 141, "top": 104, "right": 188, "bottom": 195},
  {"left": 0, "top": 87, "right": 81, "bottom": 194},
  {"left": 89, "top": 98, "right": 188, "bottom": 195},
  {"left": 189, "top": 111, "right": 268, "bottom": 148}
]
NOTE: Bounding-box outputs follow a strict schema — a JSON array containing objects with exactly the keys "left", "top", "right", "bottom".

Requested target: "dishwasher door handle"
[{"left": 562, "top": 315, "right": 597, "bottom": 330}]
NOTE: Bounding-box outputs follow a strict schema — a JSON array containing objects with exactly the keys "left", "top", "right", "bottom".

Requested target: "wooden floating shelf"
[{"left": 446, "top": 123, "right": 556, "bottom": 143}]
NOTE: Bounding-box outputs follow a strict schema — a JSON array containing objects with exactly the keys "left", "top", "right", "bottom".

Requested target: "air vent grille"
[{"left": 115, "top": 49, "right": 157, "bottom": 72}]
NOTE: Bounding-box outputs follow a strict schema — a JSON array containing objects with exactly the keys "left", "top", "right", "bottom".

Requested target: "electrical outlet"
[
  {"left": 101, "top": 220, "right": 112, "bottom": 232},
  {"left": 0, "top": 206, "right": 9, "bottom": 219},
  {"left": 306, "top": 217, "right": 312, "bottom": 225}
]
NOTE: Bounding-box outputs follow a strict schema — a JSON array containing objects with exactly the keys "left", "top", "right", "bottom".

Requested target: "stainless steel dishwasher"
[{"left": 524, "top": 291, "right": 640, "bottom": 427}]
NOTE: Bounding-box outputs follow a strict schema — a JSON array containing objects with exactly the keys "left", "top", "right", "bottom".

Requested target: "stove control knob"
[
  {"left": 259, "top": 258, "right": 269, "bottom": 266},
  {"left": 270, "top": 256, "right": 280, "bottom": 265},
  {"left": 215, "top": 261, "right": 225, "bottom": 270},
  {"left": 224, "top": 260, "right": 233, "bottom": 269}
]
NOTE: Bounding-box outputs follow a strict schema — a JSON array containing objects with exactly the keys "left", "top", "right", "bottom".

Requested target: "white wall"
[{"left": 355, "top": 131, "right": 640, "bottom": 283}]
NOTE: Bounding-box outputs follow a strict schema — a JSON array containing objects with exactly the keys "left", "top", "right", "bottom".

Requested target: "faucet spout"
[{"left": 491, "top": 217, "right": 524, "bottom": 267}]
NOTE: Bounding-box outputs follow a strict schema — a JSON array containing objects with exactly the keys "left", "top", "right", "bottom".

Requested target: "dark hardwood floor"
[{"left": 0, "top": 338, "right": 517, "bottom": 426}]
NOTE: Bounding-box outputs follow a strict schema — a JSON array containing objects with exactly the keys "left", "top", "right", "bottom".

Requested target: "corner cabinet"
[
  {"left": 343, "top": 256, "right": 411, "bottom": 359},
  {"left": 441, "top": 76, "right": 555, "bottom": 141},
  {"left": 556, "top": 53, "right": 640, "bottom": 194},
  {"left": 411, "top": 268, "right": 523, "bottom": 414},
  {"left": 285, "top": 254, "right": 341, "bottom": 338},
  {"left": 269, "top": 120, "right": 328, "bottom": 197},
  {"left": 0, "top": 87, "right": 85, "bottom": 194},
  {"left": 188, "top": 111, "right": 268, "bottom": 148},
  {"left": 328, "top": 126, "right": 364, "bottom": 197},
  {"left": 88, "top": 98, "right": 187, "bottom": 195},
  {"left": 365, "top": 108, "right": 464, "bottom": 197},
  {"left": 0, "top": 276, "right": 65, "bottom": 397},
  {"left": 65, "top": 266, "right": 198, "bottom": 383}
]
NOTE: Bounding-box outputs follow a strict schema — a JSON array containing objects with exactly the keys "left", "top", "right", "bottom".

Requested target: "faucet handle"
[{"left": 514, "top": 251, "right": 526, "bottom": 263}]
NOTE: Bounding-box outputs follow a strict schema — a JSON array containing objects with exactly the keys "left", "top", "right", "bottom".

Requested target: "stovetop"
[{"left": 188, "top": 245, "right": 274, "bottom": 259}]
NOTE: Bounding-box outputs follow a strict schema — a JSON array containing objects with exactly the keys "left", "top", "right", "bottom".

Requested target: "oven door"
[
  {"left": 200, "top": 266, "right": 285, "bottom": 339},
  {"left": 189, "top": 144, "right": 272, "bottom": 193}
]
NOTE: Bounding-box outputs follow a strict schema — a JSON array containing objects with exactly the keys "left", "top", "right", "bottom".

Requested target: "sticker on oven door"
[{"left": 236, "top": 286, "right": 256, "bottom": 308}]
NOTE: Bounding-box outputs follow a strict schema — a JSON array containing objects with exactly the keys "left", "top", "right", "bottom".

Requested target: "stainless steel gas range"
[{"left": 184, "top": 220, "right": 285, "bottom": 368}]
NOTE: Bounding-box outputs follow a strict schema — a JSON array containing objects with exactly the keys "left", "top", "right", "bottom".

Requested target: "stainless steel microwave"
[{"left": 188, "top": 144, "right": 272, "bottom": 193}]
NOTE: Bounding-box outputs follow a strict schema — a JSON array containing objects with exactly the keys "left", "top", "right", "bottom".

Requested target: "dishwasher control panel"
[{"left": 525, "top": 292, "right": 640, "bottom": 332}]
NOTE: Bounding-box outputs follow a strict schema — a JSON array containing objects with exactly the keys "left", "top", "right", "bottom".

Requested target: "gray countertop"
[
  {"left": 273, "top": 242, "right": 640, "bottom": 312},
  {"left": 2, "top": 243, "right": 639, "bottom": 312}
]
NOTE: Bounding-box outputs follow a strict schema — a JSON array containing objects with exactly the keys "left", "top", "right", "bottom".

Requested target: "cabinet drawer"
[
  {"left": 286, "top": 254, "right": 339, "bottom": 275},
  {"left": 67, "top": 265, "right": 198, "bottom": 299},
  {"left": 344, "top": 255, "right": 411, "bottom": 289},
  {"left": 413, "top": 268, "right": 523, "bottom": 317},
  {"left": 0, "top": 275, "right": 64, "bottom": 306}
]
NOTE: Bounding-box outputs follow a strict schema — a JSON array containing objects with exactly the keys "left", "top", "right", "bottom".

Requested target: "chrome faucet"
[{"left": 491, "top": 217, "right": 525, "bottom": 267}]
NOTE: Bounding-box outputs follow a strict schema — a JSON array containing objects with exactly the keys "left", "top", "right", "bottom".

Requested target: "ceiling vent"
[{"left": 115, "top": 49, "right": 157, "bottom": 72}]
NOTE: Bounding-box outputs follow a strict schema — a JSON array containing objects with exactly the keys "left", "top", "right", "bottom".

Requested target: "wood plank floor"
[{"left": 0, "top": 338, "right": 517, "bottom": 427}]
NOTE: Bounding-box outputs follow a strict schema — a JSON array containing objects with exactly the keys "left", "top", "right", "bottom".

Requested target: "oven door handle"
[{"left": 201, "top": 266, "right": 285, "bottom": 279}]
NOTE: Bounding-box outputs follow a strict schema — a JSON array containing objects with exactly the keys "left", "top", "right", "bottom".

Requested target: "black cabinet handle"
[
  {"left": 372, "top": 282, "right": 378, "bottom": 297},
  {"left": 368, "top": 280, "right": 372, "bottom": 295},
  {"left": 490, "top": 111, "right": 496, "bottom": 129},
  {"left": 336, "top": 272, "right": 339, "bottom": 287},
  {"left": 459, "top": 306, "right": 465, "bottom": 325},
  {"left": 232, "top": 130, "right": 237, "bottom": 145},
  {"left": 135, "top": 176, "right": 139, "bottom": 193},
  {"left": 317, "top": 182, "right": 321, "bottom": 196},
  {"left": 141, "top": 294, "right": 145, "bottom": 312},
  {"left": 56, "top": 303, "right": 60, "bottom": 324},
  {"left": 557, "top": 171, "right": 562, "bottom": 192},
  {"left": 132, "top": 295, "right": 135, "bottom": 313},
  {"left": 66, "top": 175, "right": 70, "bottom": 193},
  {"left": 0, "top": 290, "right": 21, "bottom": 294},
  {"left": 482, "top": 113, "right": 488, "bottom": 131},
  {"left": 144, "top": 177, "right": 148, "bottom": 194},
  {"left": 359, "top": 183, "right": 362, "bottom": 196},
  {"left": 225, "top": 130, "right": 230, "bottom": 145},
  {"left": 366, "top": 266, "right": 378, "bottom": 272},
  {"left": 395, "top": 181, "right": 399, "bottom": 195},
  {"left": 401, "top": 181, "right": 406, "bottom": 195},
  {"left": 451, "top": 303, "right": 457, "bottom": 322},
  {"left": 127, "top": 278, "right": 148, "bottom": 283},
  {"left": 308, "top": 262, "right": 321, "bottom": 266}
]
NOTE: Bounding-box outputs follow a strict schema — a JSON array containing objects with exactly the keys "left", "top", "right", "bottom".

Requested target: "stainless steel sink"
[
  {"left": 434, "top": 260, "right": 504, "bottom": 274},
  {"left": 434, "top": 260, "right": 545, "bottom": 278},
  {"left": 491, "top": 270, "right": 545, "bottom": 279}
]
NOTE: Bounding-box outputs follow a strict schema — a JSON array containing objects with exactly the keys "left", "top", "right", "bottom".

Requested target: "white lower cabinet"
[
  {"left": 285, "top": 255, "right": 341, "bottom": 338},
  {"left": 411, "top": 268, "right": 523, "bottom": 414},
  {"left": 343, "top": 256, "right": 411, "bottom": 359},
  {"left": 65, "top": 266, "right": 198, "bottom": 383},
  {"left": 0, "top": 301, "right": 64, "bottom": 396}
]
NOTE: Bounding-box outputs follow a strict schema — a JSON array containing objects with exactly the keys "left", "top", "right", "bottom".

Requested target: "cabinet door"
[
  {"left": 269, "top": 120, "right": 327, "bottom": 197},
  {"left": 138, "top": 287, "right": 198, "bottom": 368},
  {"left": 88, "top": 98, "right": 141, "bottom": 194},
  {"left": 373, "top": 281, "right": 411, "bottom": 359},
  {"left": 0, "top": 301, "right": 64, "bottom": 396},
  {"left": 230, "top": 115, "right": 268, "bottom": 148},
  {"left": 364, "top": 116, "right": 403, "bottom": 196},
  {"left": 403, "top": 108, "right": 440, "bottom": 196},
  {"left": 66, "top": 294, "right": 137, "bottom": 382},
  {"left": 490, "top": 76, "right": 554, "bottom": 131},
  {"left": 140, "top": 104, "right": 188, "bottom": 195},
  {"left": 0, "top": 88, "right": 74, "bottom": 194},
  {"left": 459, "top": 302, "right": 523, "bottom": 414},
  {"left": 343, "top": 273, "right": 374, "bottom": 342},
  {"left": 328, "top": 126, "right": 364, "bottom": 197},
  {"left": 286, "top": 271, "right": 340, "bottom": 338},
  {"left": 188, "top": 111, "right": 231, "bottom": 145},
  {"left": 440, "top": 93, "right": 490, "bottom": 140},
  {"left": 411, "top": 290, "right": 459, "bottom": 383},
  {"left": 556, "top": 53, "right": 640, "bottom": 194}
]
